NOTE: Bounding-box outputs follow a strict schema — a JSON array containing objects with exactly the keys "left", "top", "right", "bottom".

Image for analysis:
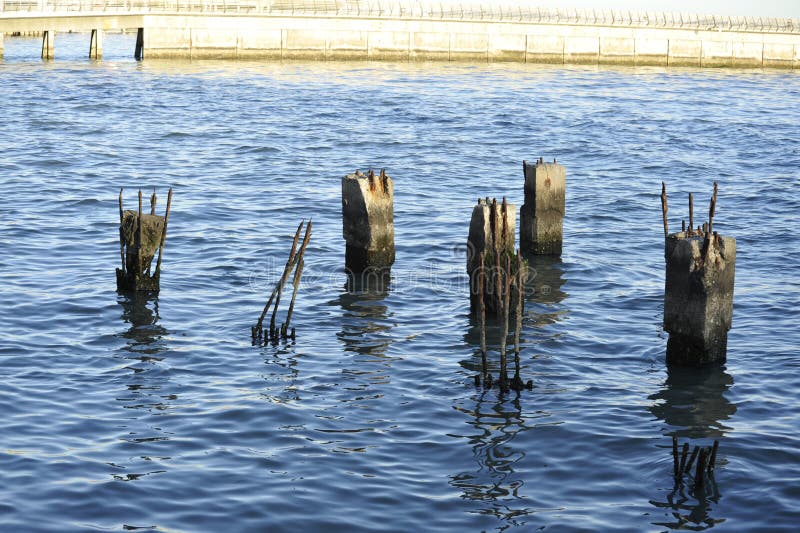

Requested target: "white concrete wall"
[
  {"left": 2, "top": 12, "right": 798, "bottom": 67},
  {"left": 140, "top": 15, "right": 800, "bottom": 68}
]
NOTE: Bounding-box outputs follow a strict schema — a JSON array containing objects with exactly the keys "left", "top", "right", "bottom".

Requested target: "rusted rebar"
[
  {"left": 255, "top": 221, "right": 304, "bottom": 334},
  {"left": 118, "top": 187, "right": 125, "bottom": 273},
  {"left": 708, "top": 440, "right": 719, "bottom": 472},
  {"left": 688, "top": 192, "right": 694, "bottom": 236},
  {"left": 694, "top": 447, "right": 708, "bottom": 489},
  {"left": 672, "top": 435, "right": 679, "bottom": 479},
  {"left": 282, "top": 220, "right": 313, "bottom": 337},
  {"left": 678, "top": 442, "right": 689, "bottom": 476},
  {"left": 661, "top": 182, "right": 669, "bottom": 238},
  {"left": 703, "top": 182, "right": 718, "bottom": 261},
  {"left": 271, "top": 220, "right": 312, "bottom": 336},
  {"left": 137, "top": 189, "right": 143, "bottom": 275},
  {"left": 478, "top": 250, "right": 487, "bottom": 379},
  {"left": 153, "top": 188, "right": 172, "bottom": 280},
  {"left": 684, "top": 445, "right": 700, "bottom": 475},
  {"left": 512, "top": 251, "right": 524, "bottom": 389},
  {"left": 499, "top": 254, "right": 511, "bottom": 391}
]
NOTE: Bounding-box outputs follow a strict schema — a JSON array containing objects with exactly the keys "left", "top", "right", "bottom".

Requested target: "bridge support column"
[
  {"left": 41, "top": 30, "right": 55, "bottom": 60},
  {"left": 135, "top": 28, "right": 144, "bottom": 60},
  {"left": 90, "top": 29, "right": 103, "bottom": 60}
]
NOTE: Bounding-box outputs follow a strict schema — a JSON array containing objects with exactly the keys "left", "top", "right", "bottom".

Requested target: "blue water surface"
[{"left": 1, "top": 32, "right": 799, "bottom": 532}]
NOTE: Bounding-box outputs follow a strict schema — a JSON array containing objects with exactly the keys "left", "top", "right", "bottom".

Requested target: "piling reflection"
[
  {"left": 450, "top": 393, "right": 534, "bottom": 528},
  {"left": 647, "top": 365, "right": 735, "bottom": 529},
  {"left": 112, "top": 293, "right": 175, "bottom": 481},
  {"left": 649, "top": 483, "right": 725, "bottom": 530},
  {"left": 521, "top": 255, "right": 567, "bottom": 327},
  {"left": 336, "top": 274, "right": 394, "bottom": 359},
  {"left": 118, "top": 293, "right": 168, "bottom": 361},
  {"left": 649, "top": 365, "right": 736, "bottom": 439}
]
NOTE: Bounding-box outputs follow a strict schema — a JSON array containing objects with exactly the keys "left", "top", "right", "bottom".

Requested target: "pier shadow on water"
[{"left": 647, "top": 365, "right": 736, "bottom": 530}]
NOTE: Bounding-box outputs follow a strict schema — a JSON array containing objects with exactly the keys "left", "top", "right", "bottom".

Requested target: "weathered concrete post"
[
  {"left": 116, "top": 188, "right": 173, "bottom": 293},
  {"left": 342, "top": 169, "right": 395, "bottom": 277},
  {"left": 467, "top": 197, "right": 516, "bottom": 316},
  {"left": 41, "top": 30, "right": 55, "bottom": 60},
  {"left": 520, "top": 158, "right": 566, "bottom": 255},
  {"left": 90, "top": 29, "right": 103, "bottom": 60},
  {"left": 662, "top": 182, "right": 735, "bottom": 365}
]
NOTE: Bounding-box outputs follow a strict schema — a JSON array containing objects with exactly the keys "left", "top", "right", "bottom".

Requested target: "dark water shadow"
[
  {"left": 450, "top": 392, "right": 538, "bottom": 530},
  {"left": 647, "top": 365, "right": 735, "bottom": 529}
]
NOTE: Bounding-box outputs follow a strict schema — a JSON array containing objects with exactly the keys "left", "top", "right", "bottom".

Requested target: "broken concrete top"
[
  {"left": 121, "top": 210, "right": 165, "bottom": 257},
  {"left": 342, "top": 171, "right": 394, "bottom": 250}
]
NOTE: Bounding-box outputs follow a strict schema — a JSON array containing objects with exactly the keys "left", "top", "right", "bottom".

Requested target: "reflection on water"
[
  {"left": 648, "top": 365, "right": 735, "bottom": 530},
  {"left": 113, "top": 294, "right": 174, "bottom": 481},
  {"left": 118, "top": 293, "right": 168, "bottom": 361},
  {"left": 450, "top": 393, "right": 535, "bottom": 529},
  {"left": 649, "top": 365, "right": 736, "bottom": 439},
  {"left": 650, "top": 483, "right": 725, "bottom": 531},
  {"left": 522, "top": 255, "right": 567, "bottom": 327},
  {"left": 335, "top": 277, "right": 394, "bottom": 359},
  {"left": 523, "top": 255, "right": 567, "bottom": 304}
]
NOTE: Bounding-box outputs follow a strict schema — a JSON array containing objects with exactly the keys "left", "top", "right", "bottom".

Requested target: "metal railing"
[{"left": 1, "top": 0, "right": 797, "bottom": 34}]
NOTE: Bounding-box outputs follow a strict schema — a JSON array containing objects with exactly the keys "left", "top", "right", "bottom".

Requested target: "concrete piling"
[
  {"left": 135, "top": 28, "right": 144, "bottom": 60},
  {"left": 341, "top": 169, "right": 395, "bottom": 277},
  {"left": 469, "top": 197, "right": 533, "bottom": 392},
  {"left": 520, "top": 158, "right": 565, "bottom": 255},
  {"left": 662, "top": 182, "right": 735, "bottom": 366},
  {"left": 116, "top": 187, "right": 173, "bottom": 293},
  {"left": 41, "top": 30, "right": 54, "bottom": 60},
  {"left": 90, "top": 29, "right": 103, "bottom": 60},
  {"left": 467, "top": 197, "right": 516, "bottom": 316}
]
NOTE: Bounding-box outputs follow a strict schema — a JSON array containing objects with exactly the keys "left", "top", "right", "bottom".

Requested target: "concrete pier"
[
  {"left": 89, "top": 29, "right": 102, "bottom": 59},
  {"left": 341, "top": 169, "right": 395, "bottom": 276},
  {"left": 1, "top": 3, "right": 799, "bottom": 68},
  {"left": 520, "top": 159, "right": 565, "bottom": 256},
  {"left": 467, "top": 197, "right": 516, "bottom": 316}
]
